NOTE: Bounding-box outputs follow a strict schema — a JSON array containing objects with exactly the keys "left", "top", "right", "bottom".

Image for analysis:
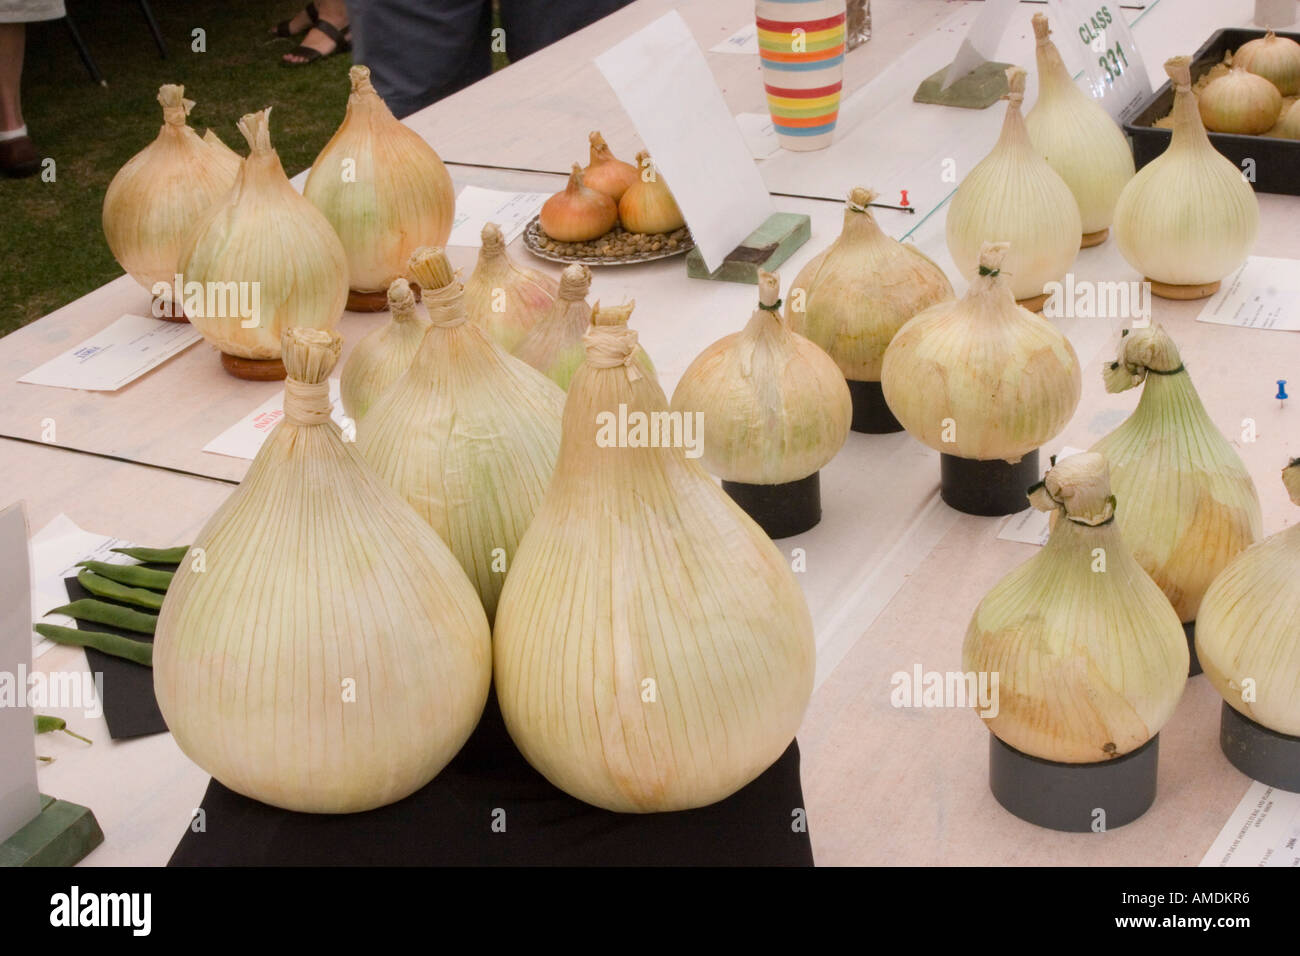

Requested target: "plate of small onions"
[{"left": 525, "top": 132, "right": 694, "bottom": 266}]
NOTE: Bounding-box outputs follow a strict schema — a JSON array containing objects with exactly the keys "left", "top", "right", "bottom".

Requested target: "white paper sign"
[
  {"left": 0, "top": 502, "right": 42, "bottom": 843},
  {"left": 735, "top": 113, "right": 781, "bottom": 159},
  {"left": 1046, "top": 0, "right": 1153, "bottom": 122},
  {"left": 710, "top": 23, "right": 758, "bottom": 55},
  {"left": 996, "top": 447, "right": 1087, "bottom": 546},
  {"left": 447, "top": 186, "right": 550, "bottom": 247},
  {"left": 18, "top": 313, "right": 201, "bottom": 392},
  {"left": 596, "top": 11, "right": 774, "bottom": 273},
  {"left": 1198, "top": 257, "right": 1300, "bottom": 332},
  {"left": 1201, "top": 782, "right": 1300, "bottom": 866},
  {"left": 203, "top": 378, "right": 347, "bottom": 461},
  {"left": 944, "top": 0, "right": 1018, "bottom": 90}
]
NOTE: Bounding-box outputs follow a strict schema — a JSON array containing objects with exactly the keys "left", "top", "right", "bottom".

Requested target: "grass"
[{"left": 0, "top": 3, "right": 355, "bottom": 337}]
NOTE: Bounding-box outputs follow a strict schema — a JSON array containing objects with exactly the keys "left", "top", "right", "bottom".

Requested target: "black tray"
[{"left": 1124, "top": 28, "right": 1300, "bottom": 196}]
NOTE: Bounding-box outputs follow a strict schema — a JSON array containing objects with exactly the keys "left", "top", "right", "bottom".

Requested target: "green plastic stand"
[
  {"left": 0, "top": 794, "right": 103, "bottom": 867},
  {"left": 686, "top": 213, "right": 812, "bottom": 284},
  {"left": 913, "top": 60, "right": 1012, "bottom": 109}
]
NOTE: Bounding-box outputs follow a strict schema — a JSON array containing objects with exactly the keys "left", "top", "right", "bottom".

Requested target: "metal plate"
[{"left": 521, "top": 217, "right": 694, "bottom": 266}]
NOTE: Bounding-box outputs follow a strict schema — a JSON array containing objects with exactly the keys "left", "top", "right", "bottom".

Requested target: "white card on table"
[
  {"left": 596, "top": 11, "right": 774, "bottom": 273},
  {"left": 447, "top": 186, "right": 550, "bottom": 247},
  {"left": 1201, "top": 782, "right": 1300, "bottom": 866},
  {"left": 0, "top": 501, "right": 41, "bottom": 843},
  {"left": 203, "top": 378, "right": 347, "bottom": 461},
  {"left": 18, "top": 313, "right": 201, "bottom": 392},
  {"left": 1198, "top": 257, "right": 1300, "bottom": 332},
  {"left": 943, "top": 0, "right": 1018, "bottom": 89},
  {"left": 1046, "top": 0, "right": 1153, "bottom": 122},
  {"left": 735, "top": 113, "right": 781, "bottom": 159},
  {"left": 710, "top": 23, "right": 758, "bottom": 55}
]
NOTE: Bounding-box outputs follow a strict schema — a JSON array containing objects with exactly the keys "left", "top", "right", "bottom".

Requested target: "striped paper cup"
[{"left": 756, "top": 0, "right": 845, "bottom": 151}]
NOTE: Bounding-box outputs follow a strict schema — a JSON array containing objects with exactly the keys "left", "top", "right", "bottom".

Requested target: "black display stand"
[
  {"left": 1219, "top": 702, "right": 1300, "bottom": 793},
  {"left": 988, "top": 732, "right": 1159, "bottom": 832},
  {"left": 723, "top": 472, "right": 821, "bottom": 539},
  {"left": 1184, "top": 621, "right": 1202, "bottom": 677},
  {"left": 846, "top": 380, "right": 902, "bottom": 434},
  {"left": 169, "top": 693, "right": 813, "bottom": 866},
  {"left": 940, "top": 451, "right": 1040, "bottom": 517}
]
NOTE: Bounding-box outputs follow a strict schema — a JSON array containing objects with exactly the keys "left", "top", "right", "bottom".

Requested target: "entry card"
[
  {"left": 1046, "top": 0, "right": 1153, "bottom": 122},
  {"left": 447, "top": 186, "right": 550, "bottom": 247},
  {"left": 203, "top": 378, "right": 347, "bottom": 461},
  {"left": 596, "top": 11, "right": 775, "bottom": 273},
  {"left": 1201, "top": 782, "right": 1300, "bottom": 867},
  {"left": 18, "top": 313, "right": 201, "bottom": 392},
  {"left": 1198, "top": 257, "right": 1300, "bottom": 332}
]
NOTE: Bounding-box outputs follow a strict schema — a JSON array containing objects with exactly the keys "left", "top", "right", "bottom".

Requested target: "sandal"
[
  {"left": 271, "top": 2, "right": 319, "bottom": 39},
  {"left": 280, "top": 19, "right": 350, "bottom": 66}
]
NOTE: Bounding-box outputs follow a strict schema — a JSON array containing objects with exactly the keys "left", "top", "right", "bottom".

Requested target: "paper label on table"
[
  {"left": 202, "top": 378, "right": 346, "bottom": 460},
  {"left": 1047, "top": 0, "right": 1153, "bottom": 123},
  {"left": 1197, "top": 257, "right": 1300, "bottom": 332},
  {"left": 710, "top": 22, "right": 758, "bottom": 55},
  {"left": 943, "top": 0, "right": 1018, "bottom": 89},
  {"left": 447, "top": 186, "right": 549, "bottom": 247},
  {"left": 735, "top": 113, "right": 781, "bottom": 160},
  {"left": 1200, "top": 782, "right": 1300, "bottom": 866},
  {"left": 996, "top": 446, "right": 1087, "bottom": 546},
  {"left": 0, "top": 502, "right": 41, "bottom": 844},
  {"left": 595, "top": 11, "right": 774, "bottom": 273},
  {"left": 29, "top": 514, "right": 141, "bottom": 663},
  {"left": 17, "top": 313, "right": 201, "bottom": 392}
]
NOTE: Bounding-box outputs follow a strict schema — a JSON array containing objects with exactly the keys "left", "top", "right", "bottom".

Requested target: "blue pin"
[{"left": 1278, "top": 380, "right": 1289, "bottom": 407}]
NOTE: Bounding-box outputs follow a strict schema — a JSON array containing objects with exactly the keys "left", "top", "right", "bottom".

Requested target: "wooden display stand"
[
  {"left": 685, "top": 213, "right": 811, "bottom": 284},
  {"left": 221, "top": 353, "right": 287, "bottom": 381}
]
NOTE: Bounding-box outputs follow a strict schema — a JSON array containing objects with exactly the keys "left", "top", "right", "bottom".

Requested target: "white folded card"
[
  {"left": 203, "top": 378, "right": 347, "bottom": 461},
  {"left": 0, "top": 502, "right": 41, "bottom": 844},
  {"left": 710, "top": 23, "right": 758, "bottom": 55},
  {"left": 18, "top": 313, "right": 202, "bottom": 392},
  {"left": 596, "top": 11, "right": 774, "bottom": 273},
  {"left": 735, "top": 113, "right": 781, "bottom": 160},
  {"left": 1198, "top": 257, "right": 1300, "bottom": 332},
  {"left": 447, "top": 186, "right": 550, "bottom": 247}
]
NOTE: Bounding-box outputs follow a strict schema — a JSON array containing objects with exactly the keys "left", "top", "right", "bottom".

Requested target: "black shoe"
[{"left": 0, "top": 135, "right": 40, "bottom": 179}]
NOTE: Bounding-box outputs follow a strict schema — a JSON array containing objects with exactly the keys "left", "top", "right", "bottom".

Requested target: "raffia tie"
[
  {"left": 583, "top": 326, "right": 642, "bottom": 381},
  {"left": 426, "top": 298, "right": 467, "bottom": 328},
  {"left": 283, "top": 379, "right": 333, "bottom": 426}
]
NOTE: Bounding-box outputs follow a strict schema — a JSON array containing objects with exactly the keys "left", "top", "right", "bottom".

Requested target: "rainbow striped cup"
[{"left": 756, "top": 0, "right": 846, "bottom": 151}]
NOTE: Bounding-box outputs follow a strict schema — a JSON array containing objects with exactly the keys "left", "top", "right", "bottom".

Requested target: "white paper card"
[
  {"left": 203, "top": 378, "right": 347, "bottom": 461},
  {"left": 996, "top": 447, "right": 1087, "bottom": 546},
  {"left": 1197, "top": 257, "right": 1300, "bottom": 332},
  {"left": 29, "top": 514, "right": 140, "bottom": 660},
  {"left": 18, "top": 313, "right": 201, "bottom": 392},
  {"left": 943, "top": 0, "right": 1018, "bottom": 89},
  {"left": 596, "top": 11, "right": 774, "bottom": 272},
  {"left": 735, "top": 113, "right": 781, "bottom": 160},
  {"left": 710, "top": 23, "right": 758, "bottom": 55},
  {"left": 447, "top": 186, "right": 550, "bottom": 247},
  {"left": 1201, "top": 782, "right": 1300, "bottom": 866},
  {"left": 0, "top": 502, "right": 42, "bottom": 844},
  {"left": 1047, "top": 0, "right": 1153, "bottom": 122}
]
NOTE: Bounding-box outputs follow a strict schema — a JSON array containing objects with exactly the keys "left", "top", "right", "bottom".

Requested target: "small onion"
[
  {"left": 618, "top": 151, "right": 686, "bottom": 235},
  {"left": 583, "top": 131, "right": 639, "bottom": 202},
  {"left": 540, "top": 163, "right": 618, "bottom": 243},
  {"left": 1233, "top": 30, "right": 1300, "bottom": 96},
  {"left": 1198, "top": 66, "right": 1282, "bottom": 135}
]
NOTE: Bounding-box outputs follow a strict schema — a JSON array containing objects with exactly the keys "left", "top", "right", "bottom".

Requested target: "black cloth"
[
  {"left": 61, "top": 572, "right": 166, "bottom": 740},
  {"left": 349, "top": 0, "right": 635, "bottom": 118},
  {"left": 169, "top": 692, "right": 813, "bottom": 866}
]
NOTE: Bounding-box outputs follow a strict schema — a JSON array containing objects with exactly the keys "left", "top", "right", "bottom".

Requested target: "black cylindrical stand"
[
  {"left": 988, "top": 732, "right": 1159, "bottom": 832},
  {"left": 1220, "top": 702, "right": 1300, "bottom": 793},
  {"left": 846, "top": 379, "right": 902, "bottom": 434},
  {"left": 1184, "top": 621, "right": 1202, "bottom": 676},
  {"left": 940, "top": 451, "right": 1040, "bottom": 517},
  {"left": 722, "top": 472, "right": 821, "bottom": 539}
]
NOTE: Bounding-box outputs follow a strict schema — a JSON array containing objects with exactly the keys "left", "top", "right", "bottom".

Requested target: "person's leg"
[
  {"left": 349, "top": 0, "right": 492, "bottom": 118},
  {"left": 282, "top": 0, "right": 350, "bottom": 64},
  {"left": 0, "top": 23, "right": 25, "bottom": 131},
  {"left": 498, "top": 0, "right": 632, "bottom": 62}
]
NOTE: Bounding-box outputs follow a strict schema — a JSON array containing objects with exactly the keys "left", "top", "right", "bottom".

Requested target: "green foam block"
[
  {"left": 913, "top": 60, "right": 1012, "bottom": 109},
  {"left": 686, "top": 213, "right": 811, "bottom": 284},
  {"left": 0, "top": 794, "right": 103, "bottom": 867}
]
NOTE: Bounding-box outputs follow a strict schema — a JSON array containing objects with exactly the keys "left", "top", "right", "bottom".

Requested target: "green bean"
[
  {"left": 33, "top": 623, "right": 153, "bottom": 667},
  {"left": 46, "top": 599, "right": 156, "bottom": 635},
  {"left": 77, "top": 569, "right": 164, "bottom": 610},
  {"left": 75, "top": 560, "right": 173, "bottom": 591},
  {"left": 110, "top": 545, "right": 189, "bottom": 564},
  {"left": 34, "top": 715, "right": 92, "bottom": 744}
]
